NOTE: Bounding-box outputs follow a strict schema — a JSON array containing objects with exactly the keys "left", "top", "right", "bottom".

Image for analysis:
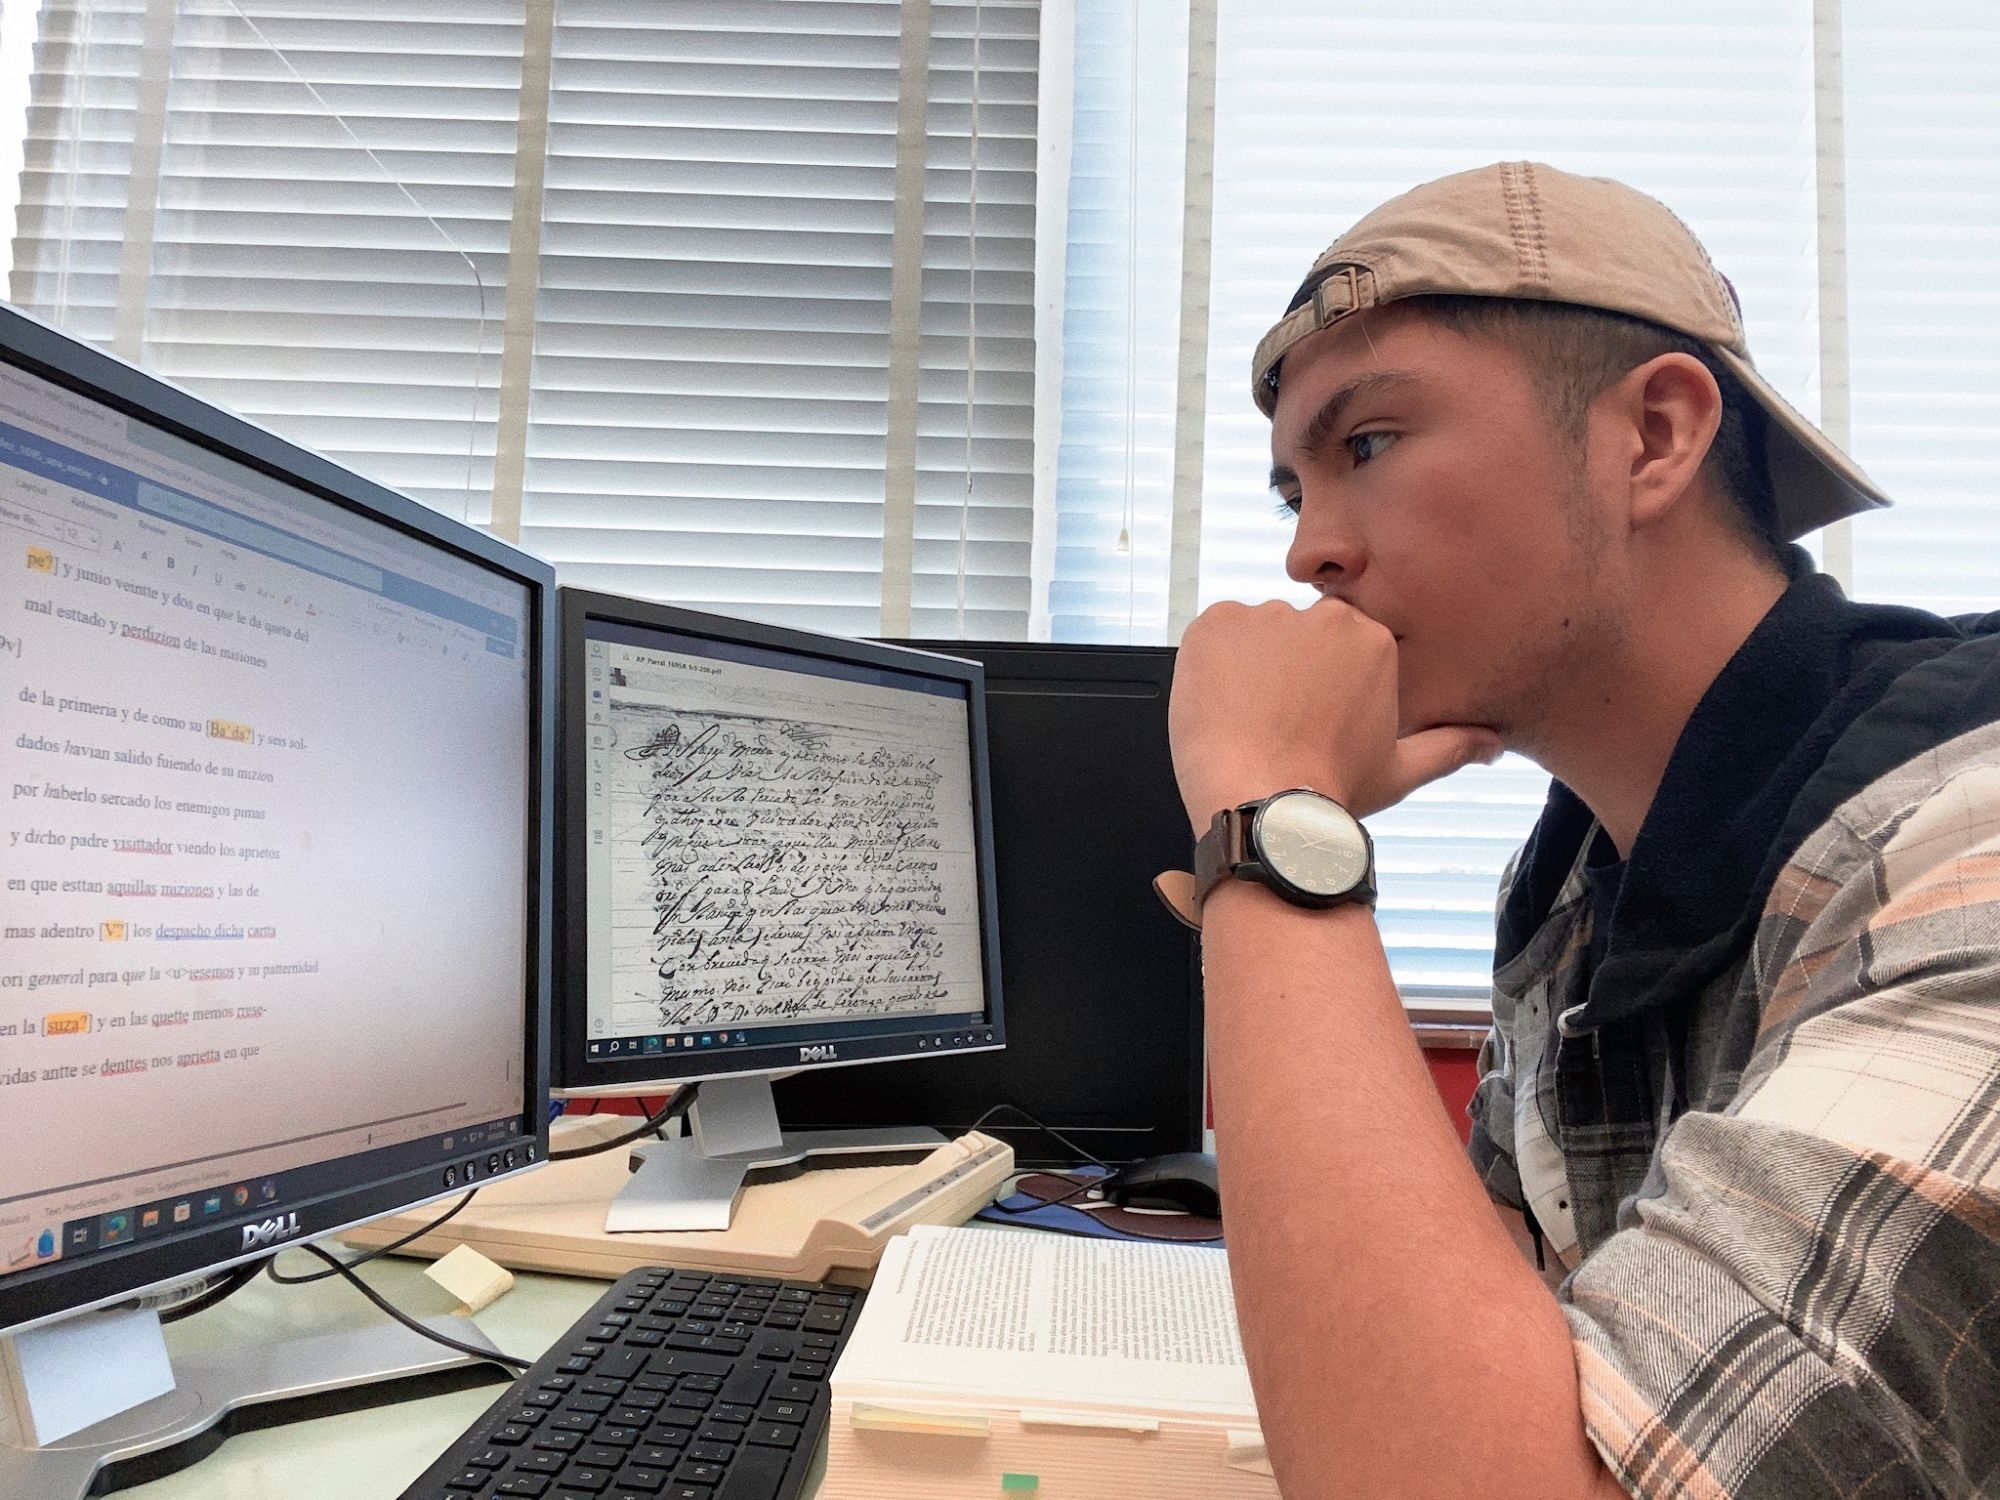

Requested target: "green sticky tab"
[{"left": 1000, "top": 1476, "right": 1039, "bottom": 1493}]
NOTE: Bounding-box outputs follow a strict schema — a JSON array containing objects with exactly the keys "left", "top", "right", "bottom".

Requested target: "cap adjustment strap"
[{"left": 1310, "top": 264, "right": 1374, "bottom": 330}]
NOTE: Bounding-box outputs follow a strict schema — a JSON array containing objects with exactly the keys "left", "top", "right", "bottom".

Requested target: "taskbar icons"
[
  {"left": 57, "top": 1174, "right": 282, "bottom": 1263},
  {"left": 588, "top": 1030, "right": 740, "bottom": 1060}
]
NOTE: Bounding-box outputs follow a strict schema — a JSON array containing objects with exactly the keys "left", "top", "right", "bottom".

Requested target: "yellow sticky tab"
[
  {"left": 26, "top": 547, "right": 54, "bottom": 573},
  {"left": 206, "top": 719, "right": 253, "bottom": 744},
  {"left": 42, "top": 1012, "right": 89, "bottom": 1038},
  {"left": 849, "top": 1404, "right": 991, "bottom": 1437},
  {"left": 423, "top": 1244, "right": 514, "bottom": 1314},
  {"left": 100, "top": 921, "right": 127, "bottom": 941}
]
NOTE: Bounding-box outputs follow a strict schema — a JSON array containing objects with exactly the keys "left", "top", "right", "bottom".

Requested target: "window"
[{"left": 7, "top": 0, "right": 1040, "bottom": 636}]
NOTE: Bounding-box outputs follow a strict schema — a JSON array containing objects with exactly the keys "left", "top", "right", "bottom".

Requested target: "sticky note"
[
  {"left": 424, "top": 1244, "right": 513, "bottom": 1314},
  {"left": 1001, "top": 1477, "right": 1039, "bottom": 1492},
  {"left": 26, "top": 547, "right": 54, "bottom": 573}
]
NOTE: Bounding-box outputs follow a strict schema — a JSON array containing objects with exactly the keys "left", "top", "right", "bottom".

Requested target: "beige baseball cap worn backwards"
[{"left": 1251, "top": 160, "right": 1890, "bottom": 541}]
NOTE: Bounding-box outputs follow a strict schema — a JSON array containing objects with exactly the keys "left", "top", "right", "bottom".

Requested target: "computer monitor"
[
  {"left": 776, "top": 643, "right": 1204, "bottom": 1165},
  {"left": 555, "top": 588, "right": 1005, "bottom": 1229},
  {"left": 0, "top": 304, "right": 554, "bottom": 1497}
]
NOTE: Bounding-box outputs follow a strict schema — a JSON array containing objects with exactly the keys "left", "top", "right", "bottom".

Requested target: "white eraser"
[{"left": 424, "top": 1244, "right": 514, "bottom": 1314}]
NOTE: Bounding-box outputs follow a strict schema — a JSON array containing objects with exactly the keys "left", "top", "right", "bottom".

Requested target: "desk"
[{"left": 120, "top": 1258, "right": 829, "bottom": 1499}]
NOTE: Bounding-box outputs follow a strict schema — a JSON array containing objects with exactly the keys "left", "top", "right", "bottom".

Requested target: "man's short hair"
[{"left": 1401, "top": 295, "right": 1785, "bottom": 566}]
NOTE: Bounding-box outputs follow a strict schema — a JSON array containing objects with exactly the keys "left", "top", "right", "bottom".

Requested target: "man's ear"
[{"left": 1609, "top": 352, "right": 1722, "bottom": 531}]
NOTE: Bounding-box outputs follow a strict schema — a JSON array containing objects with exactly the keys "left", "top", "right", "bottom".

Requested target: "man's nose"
[{"left": 1284, "top": 501, "right": 1364, "bottom": 592}]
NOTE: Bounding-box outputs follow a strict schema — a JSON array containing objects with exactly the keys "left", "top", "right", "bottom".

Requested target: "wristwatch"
[{"left": 1153, "top": 788, "right": 1376, "bottom": 932}]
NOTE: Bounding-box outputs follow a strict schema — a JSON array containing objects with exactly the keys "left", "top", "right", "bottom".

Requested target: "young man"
[{"left": 1160, "top": 162, "right": 2000, "bottom": 1497}]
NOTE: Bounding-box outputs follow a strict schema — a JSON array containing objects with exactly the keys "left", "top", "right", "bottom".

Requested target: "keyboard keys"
[
  {"left": 712, "top": 1445, "right": 792, "bottom": 1500},
  {"left": 650, "top": 1350, "right": 733, "bottom": 1379},
  {"left": 718, "top": 1363, "right": 772, "bottom": 1405},
  {"left": 402, "top": 1266, "right": 853, "bottom": 1500},
  {"left": 664, "top": 1332, "right": 747, "bottom": 1357}
]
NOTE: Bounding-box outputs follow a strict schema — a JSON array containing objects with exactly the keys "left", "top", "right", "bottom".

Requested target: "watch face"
[{"left": 1253, "top": 791, "right": 1370, "bottom": 898}]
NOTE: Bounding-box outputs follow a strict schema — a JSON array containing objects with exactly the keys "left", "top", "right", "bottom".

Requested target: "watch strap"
[
  {"left": 1150, "top": 868, "right": 1201, "bottom": 930},
  {"left": 1153, "top": 793, "right": 1376, "bottom": 933}
]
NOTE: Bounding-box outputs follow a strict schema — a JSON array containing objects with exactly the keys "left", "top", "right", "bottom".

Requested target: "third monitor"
[{"left": 554, "top": 589, "right": 1006, "bottom": 1229}]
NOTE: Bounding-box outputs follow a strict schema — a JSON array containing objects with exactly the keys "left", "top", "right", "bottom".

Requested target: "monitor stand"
[
  {"left": 607, "top": 1075, "right": 945, "bottom": 1233},
  {"left": 0, "top": 1296, "right": 511, "bottom": 1499}
]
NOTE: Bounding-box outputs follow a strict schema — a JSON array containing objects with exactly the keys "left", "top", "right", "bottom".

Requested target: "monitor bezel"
[
  {"left": 0, "top": 303, "right": 555, "bottom": 1340},
  {"left": 554, "top": 587, "right": 1007, "bottom": 1095}
]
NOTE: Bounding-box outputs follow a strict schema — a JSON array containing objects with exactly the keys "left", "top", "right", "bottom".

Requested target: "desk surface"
[{"left": 124, "top": 1257, "right": 828, "bottom": 1499}]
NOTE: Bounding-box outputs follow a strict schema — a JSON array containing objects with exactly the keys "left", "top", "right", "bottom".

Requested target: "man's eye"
[
  {"left": 1273, "top": 492, "right": 1301, "bottom": 519},
  {"left": 1347, "top": 430, "right": 1397, "bottom": 465}
]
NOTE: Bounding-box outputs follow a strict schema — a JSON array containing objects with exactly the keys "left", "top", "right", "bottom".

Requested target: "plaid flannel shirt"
[{"left": 1469, "top": 563, "right": 2000, "bottom": 1498}]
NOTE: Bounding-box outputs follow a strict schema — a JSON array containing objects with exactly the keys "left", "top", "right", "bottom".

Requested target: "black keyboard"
[{"left": 399, "top": 1265, "right": 864, "bottom": 1500}]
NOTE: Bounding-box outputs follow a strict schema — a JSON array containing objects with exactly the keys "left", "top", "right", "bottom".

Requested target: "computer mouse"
[{"left": 1097, "top": 1151, "right": 1221, "bottom": 1219}]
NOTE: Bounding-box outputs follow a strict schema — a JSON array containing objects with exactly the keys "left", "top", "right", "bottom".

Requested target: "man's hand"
[{"left": 1168, "top": 597, "right": 1502, "bottom": 830}]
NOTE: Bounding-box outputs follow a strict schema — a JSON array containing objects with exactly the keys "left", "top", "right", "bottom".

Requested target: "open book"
[{"left": 824, "top": 1225, "right": 1276, "bottom": 1499}]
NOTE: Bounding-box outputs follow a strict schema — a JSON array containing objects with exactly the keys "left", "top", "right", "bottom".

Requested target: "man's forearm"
[{"left": 1202, "top": 882, "right": 1621, "bottom": 1499}]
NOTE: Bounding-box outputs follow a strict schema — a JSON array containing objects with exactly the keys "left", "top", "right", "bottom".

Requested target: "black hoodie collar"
[{"left": 1496, "top": 551, "right": 1980, "bottom": 1030}]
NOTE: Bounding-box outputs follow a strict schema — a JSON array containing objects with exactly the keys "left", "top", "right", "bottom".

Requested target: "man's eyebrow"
[{"left": 1267, "top": 369, "right": 1422, "bottom": 491}]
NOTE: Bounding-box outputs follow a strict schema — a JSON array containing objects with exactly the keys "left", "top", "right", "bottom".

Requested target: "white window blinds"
[
  {"left": 8, "top": 0, "right": 1040, "bottom": 636},
  {"left": 147, "top": 3, "right": 520, "bottom": 525},
  {"left": 11, "top": 0, "right": 151, "bottom": 351},
  {"left": 1841, "top": 2, "right": 2000, "bottom": 618},
  {"left": 519, "top": 0, "right": 1039, "bottom": 638},
  {"left": 1043, "top": 0, "right": 1188, "bottom": 644}
]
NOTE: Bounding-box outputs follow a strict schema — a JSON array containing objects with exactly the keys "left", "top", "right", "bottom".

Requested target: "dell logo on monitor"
[
  {"left": 240, "top": 1212, "right": 303, "bottom": 1251},
  {"left": 798, "top": 1044, "right": 838, "bottom": 1064}
]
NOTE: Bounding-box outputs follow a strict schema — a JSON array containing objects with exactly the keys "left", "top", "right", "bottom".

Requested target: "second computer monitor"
[{"left": 554, "top": 590, "right": 1004, "bottom": 1223}]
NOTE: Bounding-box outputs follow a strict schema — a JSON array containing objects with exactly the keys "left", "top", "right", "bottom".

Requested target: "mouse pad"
[{"left": 974, "top": 1166, "right": 1224, "bottom": 1247}]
